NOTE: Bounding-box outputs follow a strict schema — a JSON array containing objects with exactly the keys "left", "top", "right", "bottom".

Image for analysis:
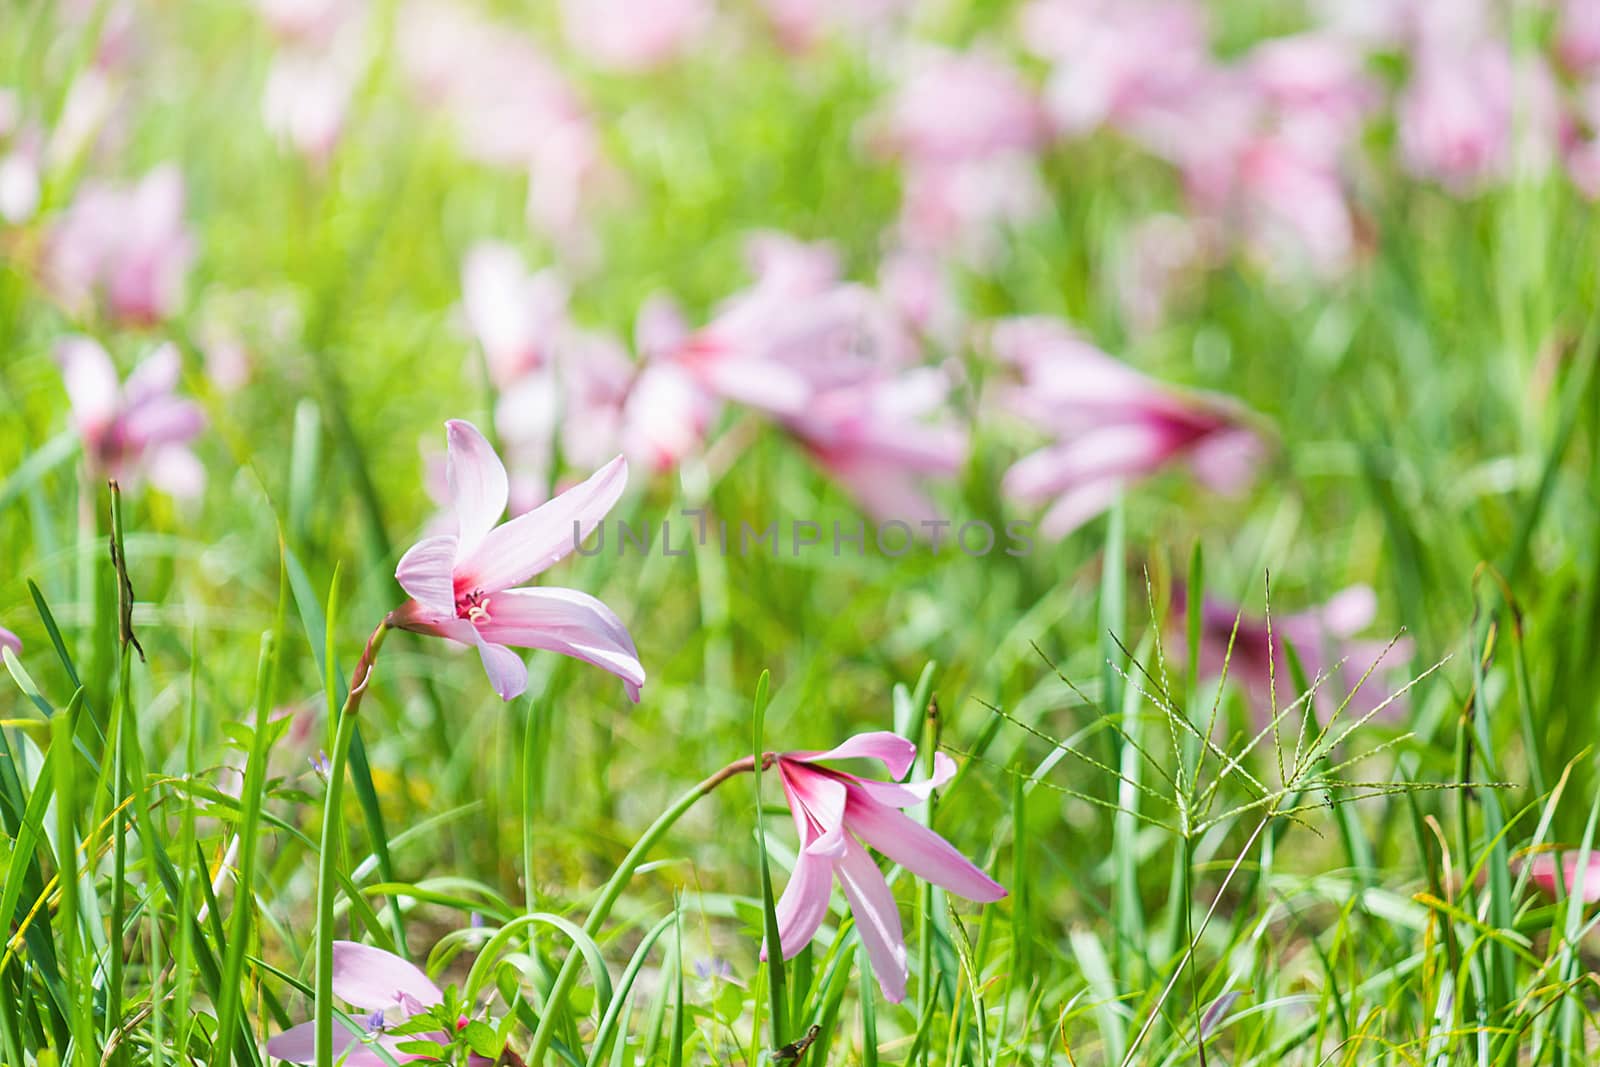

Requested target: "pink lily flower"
[
  {"left": 759, "top": 0, "right": 914, "bottom": 53},
  {"left": 1021, "top": 0, "right": 1212, "bottom": 141},
  {"left": 460, "top": 241, "right": 569, "bottom": 388},
  {"left": 866, "top": 49, "right": 1048, "bottom": 165},
  {"left": 45, "top": 164, "right": 195, "bottom": 326},
  {"left": 990, "top": 317, "right": 1262, "bottom": 537},
  {"left": 0, "top": 90, "right": 41, "bottom": 225},
  {"left": 392, "top": 420, "right": 644, "bottom": 703},
  {"left": 0, "top": 627, "right": 19, "bottom": 657},
  {"left": 1560, "top": 0, "right": 1600, "bottom": 75},
  {"left": 267, "top": 941, "right": 491, "bottom": 1066},
  {"left": 262, "top": 49, "right": 356, "bottom": 166},
  {"left": 896, "top": 154, "right": 1047, "bottom": 268},
  {"left": 55, "top": 337, "right": 206, "bottom": 497},
  {"left": 1522, "top": 852, "right": 1600, "bottom": 903},
  {"left": 766, "top": 732, "right": 1005, "bottom": 1002},
  {"left": 559, "top": 0, "right": 711, "bottom": 73},
  {"left": 1398, "top": 43, "right": 1561, "bottom": 195},
  {"left": 1172, "top": 584, "right": 1413, "bottom": 724}
]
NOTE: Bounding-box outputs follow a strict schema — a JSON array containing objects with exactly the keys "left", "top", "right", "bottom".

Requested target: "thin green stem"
[
  {"left": 314, "top": 617, "right": 390, "bottom": 1067},
  {"left": 526, "top": 754, "right": 765, "bottom": 1066}
]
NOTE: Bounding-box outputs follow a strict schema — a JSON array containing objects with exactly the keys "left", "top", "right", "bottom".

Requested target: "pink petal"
[
  {"left": 145, "top": 446, "right": 206, "bottom": 499},
  {"left": 834, "top": 836, "right": 908, "bottom": 1002},
  {"left": 55, "top": 336, "right": 119, "bottom": 435},
  {"left": 0, "top": 627, "right": 19, "bottom": 656},
  {"left": 119, "top": 397, "right": 206, "bottom": 448},
  {"left": 474, "top": 638, "right": 528, "bottom": 701},
  {"left": 265, "top": 1020, "right": 347, "bottom": 1063},
  {"left": 474, "top": 586, "right": 644, "bottom": 700},
  {"left": 1318, "top": 585, "right": 1377, "bottom": 638},
  {"left": 846, "top": 753, "right": 958, "bottom": 809},
  {"left": 794, "top": 731, "right": 918, "bottom": 779},
  {"left": 1037, "top": 478, "right": 1126, "bottom": 539},
  {"left": 455, "top": 454, "right": 628, "bottom": 593},
  {"left": 444, "top": 419, "right": 509, "bottom": 557},
  {"left": 122, "top": 342, "right": 181, "bottom": 407},
  {"left": 331, "top": 941, "right": 443, "bottom": 1013},
  {"left": 394, "top": 535, "right": 459, "bottom": 618},
  {"left": 767, "top": 847, "right": 835, "bottom": 961},
  {"left": 844, "top": 791, "right": 1006, "bottom": 903},
  {"left": 1527, "top": 852, "right": 1600, "bottom": 903},
  {"left": 778, "top": 760, "right": 847, "bottom": 835}
]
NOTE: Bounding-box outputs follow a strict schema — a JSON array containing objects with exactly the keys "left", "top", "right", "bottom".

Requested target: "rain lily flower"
[
  {"left": 866, "top": 49, "right": 1048, "bottom": 164},
  {"left": 990, "top": 317, "right": 1262, "bottom": 537},
  {"left": 267, "top": 941, "right": 489, "bottom": 1066},
  {"left": 0, "top": 627, "right": 19, "bottom": 657},
  {"left": 1172, "top": 584, "right": 1413, "bottom": 723},
  {"left": 460, "top": 241, "right": 569, "bottom": 387},
  {"left": 56, "top": 337, "right": 206, "bottom": 496},
  {"left": 392, "top": 420, "right": 644, "bottom": 702},
  {"left": 0, "top": 89, "right": 41, "bottom": 225},
  {"left": 1021, "top": 0, "right": 1212, "bottom": 141},
  {"left": 559, "top": 0, "right": 711, "bottom": 73},
  {"left": 1522, "top": 852, "right": 1600, "bottom": 903},
  {"left": 766, "top": 732, "right": 1005, "bottom": 1002},
  {"left": 1560, "top": 0, "right": 1600, "bottom": 75},
  {"left": 1398, "top": 44, "right": 1560, "bottom": 195},
  {"left": 46, "top": 164, "right": 195, "bottom": 325}
]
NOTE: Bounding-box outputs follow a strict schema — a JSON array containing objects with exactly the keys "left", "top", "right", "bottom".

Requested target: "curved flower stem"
[
  {"left": 314, "top": 617, "right": 391, "bottom": 1067},
  {"left": 526, "top": 753, "right": 770, "bottom": 1066}
]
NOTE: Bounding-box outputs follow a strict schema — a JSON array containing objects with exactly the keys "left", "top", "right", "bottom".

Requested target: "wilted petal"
[
  {"left": 834, "top": 836, "right": 908, "bottom": 1002},
  {"left": 474, "top": 586, "right": 644, "bottom": 700},
  {"left": 794, "top": 731, "right": 918, "bottom": 779},
  {"left": 768, "top": 847, "right": 834, "bottom": 960},
  {"left": 445, "top": 420, "right": 509, "bottom": 557},
  {"left": 456, "top": 454, "right": 628, "bottom": 593},
  {"left": 331, "top": 941, "right": 443, "bottom": 1013},
  {"left": 844, "top": 792, "right": 1006, "bottom": 903},
  {"left": 395, "top": 535, "right": 459, "bottom": 618}
]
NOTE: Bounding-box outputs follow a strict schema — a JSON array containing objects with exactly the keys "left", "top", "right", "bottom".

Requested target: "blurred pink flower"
[
  {"left": 1566, "top": 81, "right": 1600, "bottom": 198},
  {"left": 46, "top": 165, "right": 194, "bottom": 325},
  {"left": 256, "top": 0, "right": 354, "bottom": 47},
  {"left": 621, "top": 294, "right": 715, "bottom": 473},
  {"left": 1173, "top": 584, "right": 1413, "bottom": 723},
  {"left": 1522, "top": 852, "right": 1600, "bottom": 903},
  {"left": 1116, "top": 214, "right": 1220, "bottom": 333},
  {"left": 267, "top": 942, "right": 489, "bottom": 1066},
  {"left": 1022, "top": 0, "right": 1212, "bottom": 140},
  {"left": 1399, "top": 43, "right": 1561, "bottom": 194},
  {"left": 461, "top": 242, "right": 569, "bottom": 387},
  {"left": 990, "top": 317, "right": 1262, "bottom": 536},
  {"left": 765, "top": 732, "right": 1005, "bottom": 1002},
  {"left": 560, "top": 0, "right": 711, "bottom": 72},
  {"left": 897, "top": 154, "right": 1047, "bottom": 267},
  {"left": 868, "top": 49, "right": 1048, "bottom": 164},
  {"left": 1560, "top": 0, "right": 1600, "bottom": 75},
  {"left": 0, "top": 627, "right": 19, "bottom": 657},
  {"left": 397, "top": 1, "right": 610, "bottom": 253},
  {"left": 759, "top": 0, "right": 914, "bottom": 53},
  {"left": 789, "top": 369, "right": 967, "bottom": 524},
  {"left": 263, "top": 50, "right": 355, "bottom": 165},
  {"left": 1246, "top": 33, "right": 1379, "bottom": 163},
  {"left": 0, "top": 95, "right": 41, "bottom": 224},
  {"left": 877, "top": 250, "right": 962, "bottom": 349},
  {"left": 392, "top": 420, "right": 644, "bottom": 702},
  {"left": 55, "top": 337, "right": 206, "bottom": 497}
]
